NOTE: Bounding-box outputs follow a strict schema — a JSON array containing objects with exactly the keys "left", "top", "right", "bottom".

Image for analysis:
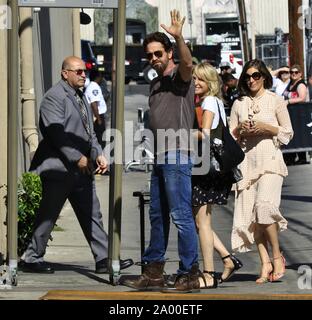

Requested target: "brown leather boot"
[
  {"left": 122, "top": 261, "right": 165, "bottom": 291},
  {"left": 162, "top": 263, "right": 201, "bottom": 293}
]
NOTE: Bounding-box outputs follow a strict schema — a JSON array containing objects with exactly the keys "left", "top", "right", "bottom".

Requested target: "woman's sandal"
[
  {"left": 256, "top": 261, "right": 273, "bottom": 284},
  {"left": 198, "top": 271, "right": 218, "bottom": 289},
  {"left": 269, "top": 255, "right": 286, "bottom": 282},
  {"left": 219, "top": 254, "right": 243, "bottom": 283}
]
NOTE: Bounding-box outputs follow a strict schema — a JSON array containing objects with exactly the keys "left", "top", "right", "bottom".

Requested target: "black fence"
[{"left": 283, "top": 102, "right": 312, "bottom": 153}]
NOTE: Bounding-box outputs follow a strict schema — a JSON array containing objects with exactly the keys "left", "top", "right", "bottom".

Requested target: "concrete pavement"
[
  {"left": 1, "top": 83, "right": 312, "bottom": 300},
  {"left": 0, "top": 163, "right": 312, "bottom": 300}
]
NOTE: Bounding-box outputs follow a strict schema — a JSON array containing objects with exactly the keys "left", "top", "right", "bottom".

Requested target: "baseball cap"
[{"left": 219, "top": 61, "right": 231, "bottom": 68}]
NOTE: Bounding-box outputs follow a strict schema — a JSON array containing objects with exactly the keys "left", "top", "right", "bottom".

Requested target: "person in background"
[
  {"left": 192, "top": 62, "right": 243, "bottom": 289},
  {"left": 219, "top": 61, "right": 234, "bottom": 76},
  {"left": 283, "top": 64, "right": 308, "bottom": 165},
  {"left": 85, "top": 69, "right": 107, "bottom": 150},
  {"left": 221, "top": 73, "right": 239, "bottom": 116},
  {"left": 283, "top": 64, "right": 307, "bottom": 104},
  {"left": 230, "top": 59, "right": 293, "bottom": 284},
  {"left": 270, "top": 66, "right": 290, "bottom": 96},
  {"left": 308, "top": 74, "right": 312, "bottom": 101}
]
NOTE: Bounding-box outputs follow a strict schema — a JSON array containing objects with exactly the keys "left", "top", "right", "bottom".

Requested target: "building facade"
[{"left": 146, "top": 0, "right": 289, "bottom": 47}]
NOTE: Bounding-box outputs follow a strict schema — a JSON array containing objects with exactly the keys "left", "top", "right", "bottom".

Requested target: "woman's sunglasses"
[
  {"left": 244, "top": 72, "right": 262, "bottom": 81},
  {"left": 146, "top": 50, "right": 163, "bottom": 60},
  {"left": 290, "top": 70, "right": 300, "bottom": 75}
]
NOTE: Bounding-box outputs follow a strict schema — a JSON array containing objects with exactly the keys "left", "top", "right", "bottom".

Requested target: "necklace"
[{"left": 248, "top": 91, "right": 264, "bottom": 116}]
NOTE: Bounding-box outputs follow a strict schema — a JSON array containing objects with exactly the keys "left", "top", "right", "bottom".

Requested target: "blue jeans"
[{"left": 143, "top": 151, "right": 198, "bottom": 274}]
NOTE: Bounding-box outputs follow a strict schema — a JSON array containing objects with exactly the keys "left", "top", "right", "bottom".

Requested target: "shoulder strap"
[
  {"left": 210, "top": 99, "right": 223, "bottom": 140},
  {"left": 216, "top": 99, "right": 227, "bottom": 127},
  {"left": 195, "top": 104, "right": 203, "bottom": 129}
]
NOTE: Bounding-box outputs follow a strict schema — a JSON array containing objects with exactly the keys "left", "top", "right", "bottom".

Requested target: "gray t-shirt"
[{"left": 148, "top": 67, "right": 195, "bottom": 155}]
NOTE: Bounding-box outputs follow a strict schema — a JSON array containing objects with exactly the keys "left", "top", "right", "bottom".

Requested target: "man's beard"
[{"left": 152, "top": 61, "right": 167, "bottom": 75}]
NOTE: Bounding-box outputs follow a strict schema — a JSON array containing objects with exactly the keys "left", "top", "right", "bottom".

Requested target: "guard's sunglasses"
[{"left": 66, "top": 69, "right": 86, "bottom": 76}]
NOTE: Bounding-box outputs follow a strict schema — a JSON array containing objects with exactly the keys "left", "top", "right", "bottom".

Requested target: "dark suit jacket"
[{"left": 30, "top": 80, "right": 102, "bottom": 179}]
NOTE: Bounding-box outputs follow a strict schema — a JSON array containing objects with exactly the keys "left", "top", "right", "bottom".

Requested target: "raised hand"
[{"left": 160, "top": 9, "right": 186, "bottom": 39}]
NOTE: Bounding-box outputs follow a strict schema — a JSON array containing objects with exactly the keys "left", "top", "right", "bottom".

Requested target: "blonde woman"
[{"left": 192, "top": 63, "right": 243, "bottom": 289}]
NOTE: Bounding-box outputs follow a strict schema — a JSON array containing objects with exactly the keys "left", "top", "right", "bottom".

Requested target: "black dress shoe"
[
  {"left": 95, "top": 258, "right": 134, "bottom": 274},
  {"left": 19, "top": 261, "right": 55, "bottom": 274}
]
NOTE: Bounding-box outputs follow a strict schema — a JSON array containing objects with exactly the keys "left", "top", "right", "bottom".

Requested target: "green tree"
[{"left": 17, "top": 173, "right": 42, "bottom": 257}]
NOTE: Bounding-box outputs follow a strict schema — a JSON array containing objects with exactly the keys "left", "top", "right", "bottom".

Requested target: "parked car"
[
  {"left": 141, "top": 62, "right": 158, "bottom": 83},
  {"left": 81, "top": 39, "right": 99, "bottom": 71},
  {"left": 81, "top": 40, "right": 110, "bottom": 101},
  {"left": 92, "top": 44, "right": 145, "bottom": 84}
]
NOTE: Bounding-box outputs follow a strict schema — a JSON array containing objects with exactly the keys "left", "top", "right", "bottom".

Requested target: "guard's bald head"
[
  {"left": 61, "top": 56, "right": 86, "bottom": 89},
  {"left": 62, "top": 56, "right": 84, "bottom": 70}
]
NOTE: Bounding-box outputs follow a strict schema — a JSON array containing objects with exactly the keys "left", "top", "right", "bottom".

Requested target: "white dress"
[{"left": 229, "top": 90, "right": 294, "bottom": 252}]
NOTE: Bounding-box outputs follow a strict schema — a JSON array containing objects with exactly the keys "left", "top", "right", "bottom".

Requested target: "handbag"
[
  {"left": 194, "top": 99, "right": 245, "bottom": 174},
  {"left": 210, "top": 101, "right": 245, "bottom": 172}
]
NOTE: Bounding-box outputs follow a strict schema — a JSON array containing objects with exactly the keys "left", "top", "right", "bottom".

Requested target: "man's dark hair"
[
  {"left": 89, "top": 69, "right": 104, "bottom": 82},
  {"left": 237, "top": 59, "right": 273, "bottom": 98},
  {"left": 143, "top": 32, "right": 173, "bottom": 52}
]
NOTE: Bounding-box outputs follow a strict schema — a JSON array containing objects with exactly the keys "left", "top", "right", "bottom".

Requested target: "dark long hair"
[{"left": 237, "top": 59, "right": 273, "bottom": 98}]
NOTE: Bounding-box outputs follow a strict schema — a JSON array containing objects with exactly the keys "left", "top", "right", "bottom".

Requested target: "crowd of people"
[{"left": 20, "top": 8, "right": 309, "bottom": 294}]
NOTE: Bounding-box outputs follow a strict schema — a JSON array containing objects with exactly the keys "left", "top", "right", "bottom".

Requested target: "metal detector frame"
[{"left": 6, "top": 0, "right": 125, "bottom": 286}]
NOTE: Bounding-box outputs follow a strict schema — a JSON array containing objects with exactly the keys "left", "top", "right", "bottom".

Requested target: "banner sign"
[{"left": 283, "top": 102, "right": 312, "bottom": 152}]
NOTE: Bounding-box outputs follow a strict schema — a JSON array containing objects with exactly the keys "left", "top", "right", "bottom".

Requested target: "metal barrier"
[
  {"left": 133, "top": 191, "right": 150, "bottom": 272},
  {"left": 125, "top": 108, "right": 154, "bottom": 172},
  {"left": 283, "top": 102, "right": 312, "bottom": 153},
  {"left": 256, "top": 43, "right": 288, "bottom": 70}
]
